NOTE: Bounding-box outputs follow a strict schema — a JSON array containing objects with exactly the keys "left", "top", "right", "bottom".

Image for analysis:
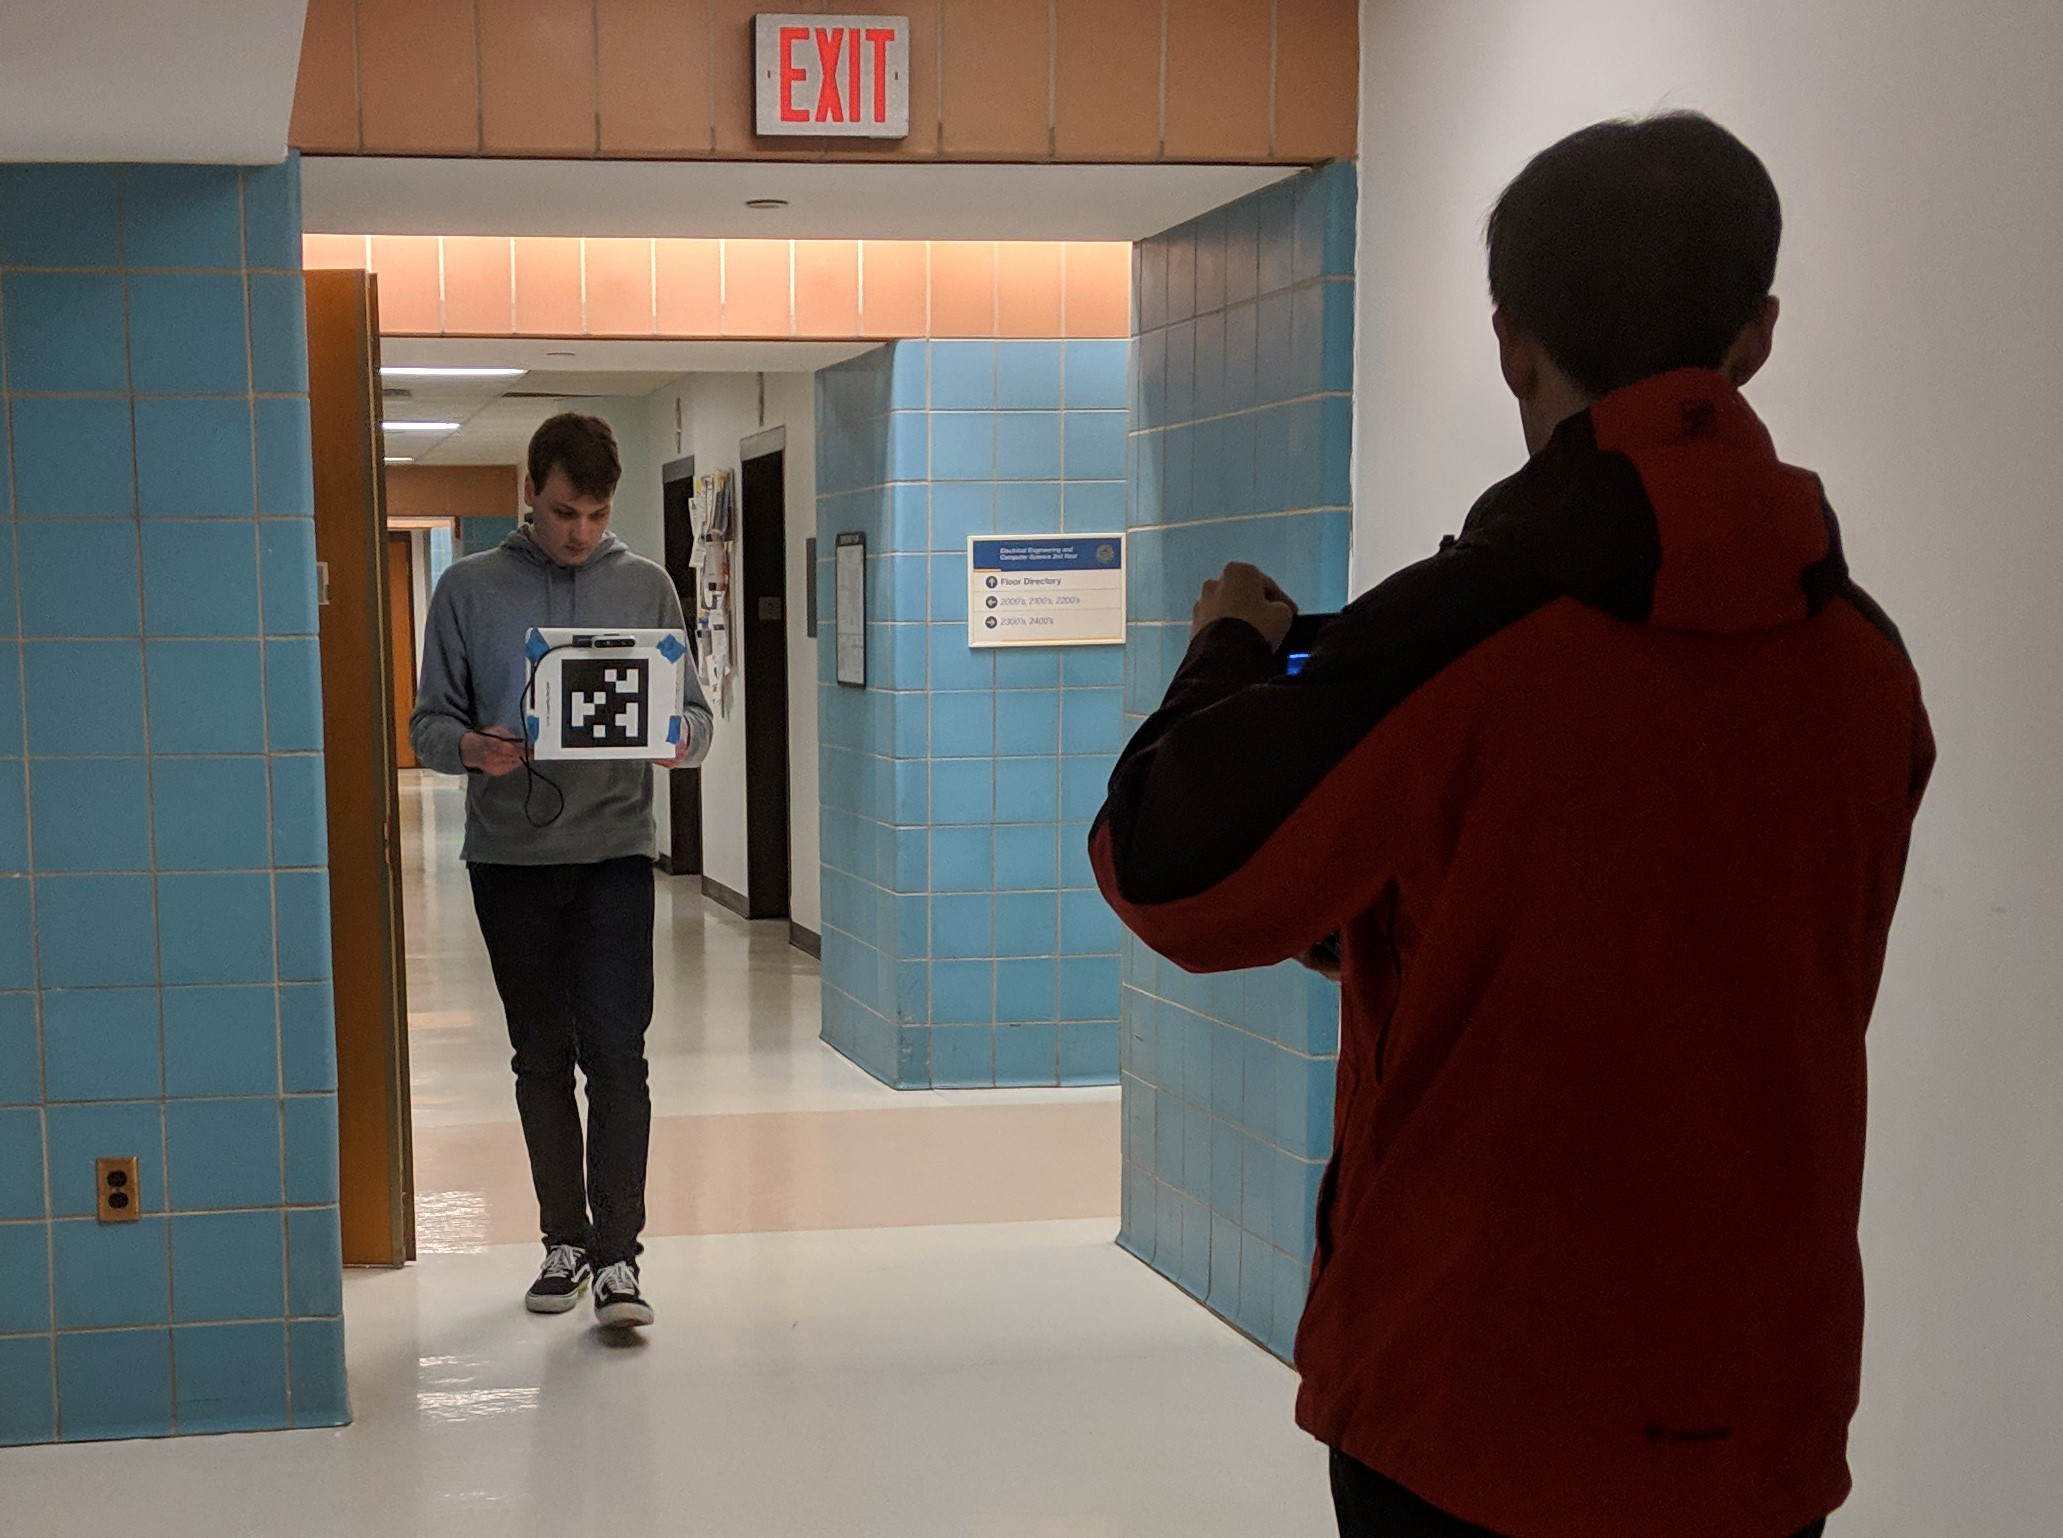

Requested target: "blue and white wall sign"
[{"left": 967, "top": 534, "right": 1126, "bottom": 648}]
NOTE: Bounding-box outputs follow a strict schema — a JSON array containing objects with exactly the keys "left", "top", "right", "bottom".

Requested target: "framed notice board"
[{"left": 835, "top": 531, "right": 866, "bottom": 687}]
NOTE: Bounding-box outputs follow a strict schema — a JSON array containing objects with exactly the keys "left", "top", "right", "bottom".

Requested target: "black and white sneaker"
[
  {"left": 525, "top": 1244, "right": 592, "bottom": 1314},
  {"left": 593, "top": 1261, "right": 654, "bottom": 1329}
]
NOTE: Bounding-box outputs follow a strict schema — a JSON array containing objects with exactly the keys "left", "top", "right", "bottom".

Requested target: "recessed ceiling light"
[
  {"left": 381, "top": 366, "right": 526, "bottom": 379},
  {"left": 384, "top": 457, "right": 414, "bottom": 465},
  {"left": 746, "top": 198, "right": 789, "bottom": 211},
  {"left": 382, "top": 420, "right": 462, "bottom": 433}
]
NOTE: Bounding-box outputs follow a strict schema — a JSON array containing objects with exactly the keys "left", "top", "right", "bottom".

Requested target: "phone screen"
[{"left": 1277, "top": 612, "right": 1338, "bottom": 675}]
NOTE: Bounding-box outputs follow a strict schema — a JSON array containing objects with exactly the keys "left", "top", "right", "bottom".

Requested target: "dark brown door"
[
  {"left": 306, "top": 269, "right": 416, "bottom": 1267},
  {"left": 741, "top": 449, "right": 791, "bottom": 920},
  {"left": 661, "top": 457, "right": 703, "bottom": 876},
  {"left": 387, "top": 533, "right": 418, "bottom": 770}
]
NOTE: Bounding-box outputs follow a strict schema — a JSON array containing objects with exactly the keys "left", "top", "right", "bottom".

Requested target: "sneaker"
[
  {"left": 525, "top": 1244, "right": 591, "bottom": 1314},
  {"left": 593, "top": 1261, "right": 655, "bottom": 1329}
]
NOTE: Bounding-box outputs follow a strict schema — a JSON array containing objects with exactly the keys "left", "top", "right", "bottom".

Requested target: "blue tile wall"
[
  {"left": 0, "top": 157, "right": 346, "bottom": 1445},
  {"left": 1119, "top": 165, "right": 1355, "bottom": 1363},
  {"left": 814, "top": 340, "right": 1130, "bottom": 1088}
]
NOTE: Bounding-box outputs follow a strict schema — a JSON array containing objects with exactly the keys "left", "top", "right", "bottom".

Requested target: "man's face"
[{"left": 524, "top": 465, "right": 613, "bottom": 567}]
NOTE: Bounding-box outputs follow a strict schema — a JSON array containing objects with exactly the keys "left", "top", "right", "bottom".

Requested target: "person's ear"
[
  {"left": 1494, "top": 309, "right": 1541, "bottom": 404},
  {"left": 1723, "top": 296, "right": 1780, "bottom": 388}
]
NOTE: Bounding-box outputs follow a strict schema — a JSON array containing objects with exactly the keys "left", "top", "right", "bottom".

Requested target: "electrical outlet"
[{"left": 96, "top": 1157, "right": 141, "bottom": 1223}]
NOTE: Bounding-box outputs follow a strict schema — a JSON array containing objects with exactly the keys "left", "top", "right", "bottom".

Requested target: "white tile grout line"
[
  {"left": 239, "top": 164, "right": 298, "bottom": 1425},
  {"left": 113, "top": 166, "right": 180, "bottom": 1439}
]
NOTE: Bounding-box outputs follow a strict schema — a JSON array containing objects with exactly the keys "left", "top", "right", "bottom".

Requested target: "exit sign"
[{"left": 755, "top": 14, "right": 911, "bottom": 139}]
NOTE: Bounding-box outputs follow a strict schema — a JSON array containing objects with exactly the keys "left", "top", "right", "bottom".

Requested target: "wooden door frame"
[
  {"left": 307, "top": 269, "right": 416, "bottom": 1266},
  {"left": 388, "top": 531, "right": 419, "bottom": 771}
]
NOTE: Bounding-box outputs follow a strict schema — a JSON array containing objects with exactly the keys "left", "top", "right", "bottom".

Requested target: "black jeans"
[
  {"left": 1331, "top": 1452, "right": 1827, "bottom": 1538},
  {"left": 469, "top": 856, "right": 656, "bottom": 1268}
]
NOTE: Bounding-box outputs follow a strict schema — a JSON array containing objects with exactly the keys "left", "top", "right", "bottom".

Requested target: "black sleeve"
[{"left": 1090, "top": 543, "right": 1555, "bottom": 970}]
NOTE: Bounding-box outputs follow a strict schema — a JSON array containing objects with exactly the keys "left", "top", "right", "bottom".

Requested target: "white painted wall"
[
  {"left": 644, "top": 373, "right": 822, "bottom": 934},
  {"left": 1355, "top": 4, "right": 2063, "bottom": 1532}
]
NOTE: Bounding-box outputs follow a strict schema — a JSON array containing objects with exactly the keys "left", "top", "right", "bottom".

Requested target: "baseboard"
[
  {"left": 700, "top": 875, "right": 752, "bottom": 918},
  {"left": 787, "top": 923, "right": 822, "bottom": 959}
]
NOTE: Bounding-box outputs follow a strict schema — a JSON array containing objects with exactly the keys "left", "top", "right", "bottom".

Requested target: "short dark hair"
[
  {"left": 1487, "top": 112, "right": 1782, "bottom": 399},
  {"left": 527, "top": 412, "right": 622, "bottom": 500}
]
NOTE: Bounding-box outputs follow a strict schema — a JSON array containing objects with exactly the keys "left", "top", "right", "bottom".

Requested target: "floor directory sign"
[{"left": 967, "top": 534, "right": 1125, "bottom": 648}]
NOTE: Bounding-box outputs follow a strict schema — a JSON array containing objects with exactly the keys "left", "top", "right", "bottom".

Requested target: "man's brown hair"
[
  {"left": 1488, "top": 112, "right": 1782, "bottom": 399},
  {"left": 527, "top": 412, "right": 622, "bottom": 500}
]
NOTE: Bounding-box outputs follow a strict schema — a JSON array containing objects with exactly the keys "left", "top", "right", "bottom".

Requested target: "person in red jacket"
[{"left": 1093, "top": 113, "right": 1932, "bottom": 1538}]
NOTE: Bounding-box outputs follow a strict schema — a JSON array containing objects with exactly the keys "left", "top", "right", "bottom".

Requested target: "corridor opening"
[{"left": 317, "top": 147, "right": 1352, "bottom": 1389}]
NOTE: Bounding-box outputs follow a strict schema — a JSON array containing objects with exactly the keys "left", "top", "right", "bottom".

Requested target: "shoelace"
[
  {"left": 595, "top": 1262, "right": 639, "bottom": 1298},
  {"left": 540, "top": 1244, "right": 586, "bottom": 1280}
]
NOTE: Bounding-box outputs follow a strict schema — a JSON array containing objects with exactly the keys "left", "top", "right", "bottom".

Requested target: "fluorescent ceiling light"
[
  {"left": 383, "top": 420, "right": 462, "bottom": 433},
  {"left": 384, "top": 457, "right": 414, "bottom": 465},
  {"left": 381, "top": 366, "right": 526, "bottom": 379}
]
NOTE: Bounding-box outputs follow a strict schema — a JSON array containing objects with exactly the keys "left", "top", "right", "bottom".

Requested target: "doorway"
[
  {"left": 306, "top": 268, "right": 415, "bottom": 1266},
  {"left": 662, "top": 455, "right": 704, "bottom": 877},
  {"left": 739, "top": 436, "right": 792, "bottom": 921},
  {"left": 386, "top": 531, "right": 419, "bottom": 769}
]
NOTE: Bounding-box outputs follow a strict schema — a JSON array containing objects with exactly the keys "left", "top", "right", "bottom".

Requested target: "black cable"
[
  {"left": 473, "top": 643, "right": 568, "bottom": 829},
  {"left": 473, "top": 727, "right": 567, "bottom": 830},
  {"left": 479, "top": 634, "right": 676, "bottom": 830},
  {"left": 516, "top": 643, "right": 568, "bottom": 828}
]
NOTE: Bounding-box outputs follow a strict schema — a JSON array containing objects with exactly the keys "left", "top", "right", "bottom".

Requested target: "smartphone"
[{"left": 1277, "top": 612, "right": 1338, "bottom": 676}]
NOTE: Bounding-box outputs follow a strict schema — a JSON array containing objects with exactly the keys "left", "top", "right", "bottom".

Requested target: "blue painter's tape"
[
  {"left": 524, "top": 716, "right": 540, "bottom": 741},
  {"left": 657, "top": 633, "right": 687, "bottom": 663},
  {"left": 524, "top": 630, "right": 550, "bottom": 661},
  {"left": 667, "top": 716, "right": 682, "bottom": 745}
]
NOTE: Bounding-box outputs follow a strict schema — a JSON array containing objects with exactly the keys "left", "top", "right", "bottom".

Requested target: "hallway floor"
[{"left": 6, "top": 774, "right": 1330, "bottom": 1535}]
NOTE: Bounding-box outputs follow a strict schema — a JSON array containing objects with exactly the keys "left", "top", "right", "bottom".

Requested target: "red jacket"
[{"left": 1093, "top": 371, "right": 1932, "bottom": 1538}]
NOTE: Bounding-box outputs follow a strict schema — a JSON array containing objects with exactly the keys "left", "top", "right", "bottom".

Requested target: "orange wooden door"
[
  {"left": 306, "top": 268, "right": 417, "bottom": 1267},
  {"left": 388, "top": 533, "right": 419, "bottom": 770}
]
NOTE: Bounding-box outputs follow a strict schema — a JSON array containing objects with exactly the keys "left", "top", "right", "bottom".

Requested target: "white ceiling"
[
  {"left": 380, "top": 338, "right": 875, "bottom": 466},
  {"left": 384, "top": 372, "right": 684, "bottom": 468},
  {"left": 305, "top": 157, "right": 1299, "bottom": 241},
  {"left": 0, "top": 0, "right": 306, "bottom": 163},
  {"left": 381, "top": 337, "right": 877, "bottom": 375}
]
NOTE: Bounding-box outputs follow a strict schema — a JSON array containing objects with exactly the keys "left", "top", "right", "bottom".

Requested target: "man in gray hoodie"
[{"left": 410, "top": 412, "right": 713, "bottom": 1329}]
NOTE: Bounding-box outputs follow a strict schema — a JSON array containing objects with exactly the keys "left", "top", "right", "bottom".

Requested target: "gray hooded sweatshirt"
[{"left": 409, "top": 526, "right": 714, "bottom": 865}]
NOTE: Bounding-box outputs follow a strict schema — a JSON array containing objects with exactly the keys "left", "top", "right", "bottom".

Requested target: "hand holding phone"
[
  {"left": 1193, "top": 563, "right": 1298, "bottom": 649},
  {"left": 1276, "top": 612, "right": 1339, "bottom": 676}
]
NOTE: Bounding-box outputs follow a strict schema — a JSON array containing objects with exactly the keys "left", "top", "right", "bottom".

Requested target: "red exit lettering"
[
  {"left": 778, "top": 25, "right": 809, "bottom": 123},
  {"left": 812, "top": 28, "right": 888, "bottom": 126},
  {"left": 758, "top": 16, "right": 907, "bottom": 137},
  {"left": 866, "top": 27, "right": 894, "bottom": 122}
]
